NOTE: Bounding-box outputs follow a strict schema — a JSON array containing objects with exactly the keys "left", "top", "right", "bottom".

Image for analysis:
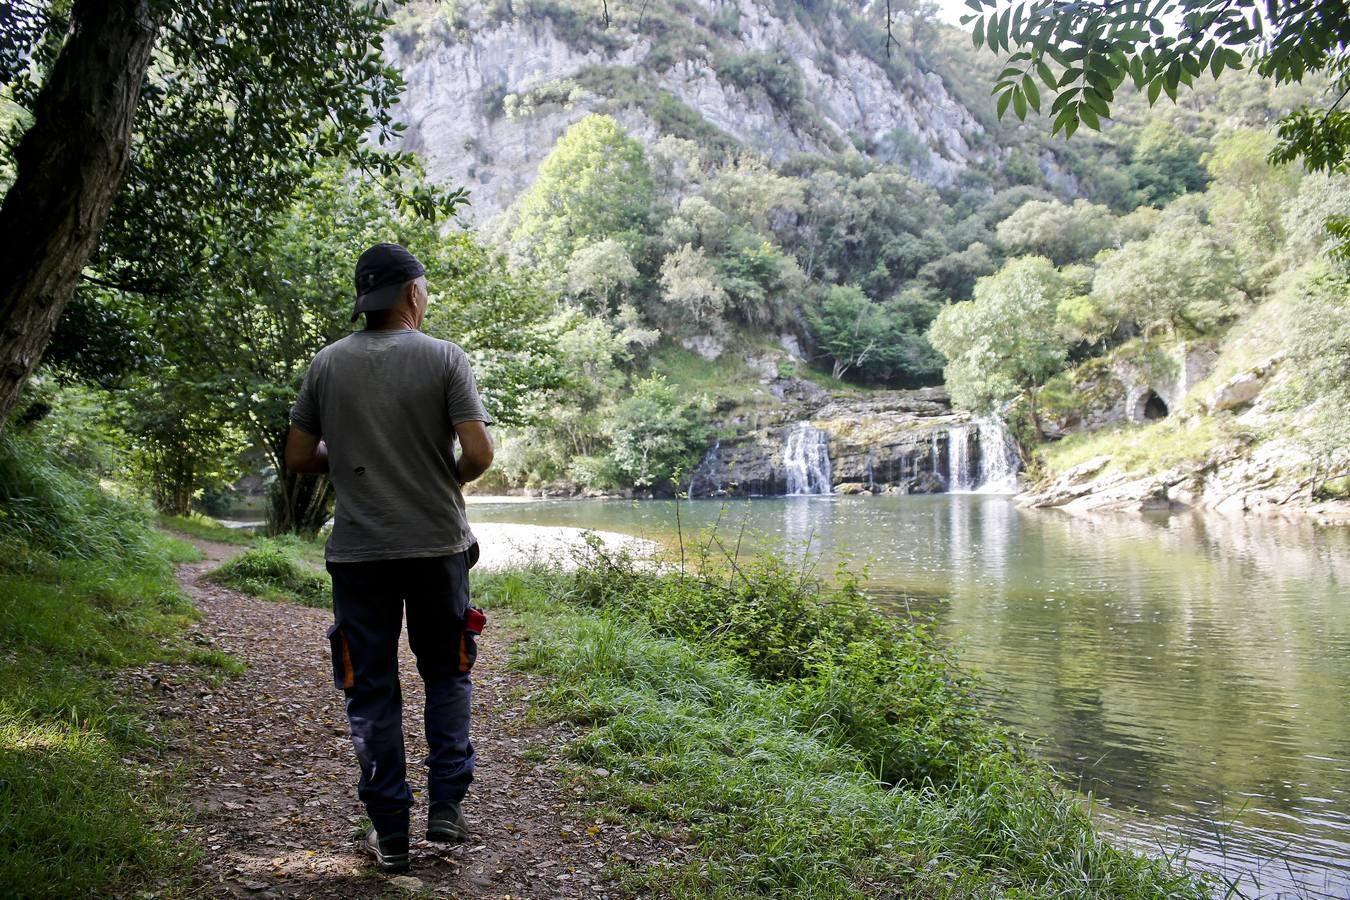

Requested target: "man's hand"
[
  {"left": 285, "top": 425, "right": 330, "bottom": 474},
  {"left": 453, "top": 420, "right": 493, "bottom": 484}
]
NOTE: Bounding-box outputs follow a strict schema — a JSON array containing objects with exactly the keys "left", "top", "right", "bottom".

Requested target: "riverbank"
[
  {"left": 466, "top": 493, "right": 1350, "bottom": 895},
  {"left": 187, "top": 523, "right": 1204, "bottom": 895}
]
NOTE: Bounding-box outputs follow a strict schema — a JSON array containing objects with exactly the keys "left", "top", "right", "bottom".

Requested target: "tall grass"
[
  {"left": 205, "top": 539, "right": 331, "bottom": 608},
  {"left": 0, "top": 432, "right": 153, "bottom": 562},
  {"left": 477, "top": 537, "right": 1207, "bottom": 898},
  {"left": 0, "top": 432, "right": 220, "bottom": 895}
]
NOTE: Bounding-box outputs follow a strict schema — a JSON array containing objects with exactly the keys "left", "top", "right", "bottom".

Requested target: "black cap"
[{"left": 351, "top": 243, "right": 426, "bottom": 322}]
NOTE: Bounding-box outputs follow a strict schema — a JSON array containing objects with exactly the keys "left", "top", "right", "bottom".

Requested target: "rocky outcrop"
[
  {"left": 1019, "top": 437, "right": 1350, "bottom": 523},
  {"left": 686, "top": 384, "right": 1014, "bottom": 497},
  {"left": 387, "top": 0, "right": 987, "bottom": 223},
  {"left": 1041, "top": 341, "right": 1218, "bottom": 438},
  {"left": 1022, "top": 361, "right": 1350, "bottom": 524},
  {"left": 1207, "top": 353, "right": 1284, "bottom": 413}
]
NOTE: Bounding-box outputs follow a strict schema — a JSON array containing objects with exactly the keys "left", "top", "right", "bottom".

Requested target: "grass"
[
  {"left": 159, "top": 512, "right": 259, "bottom": 546},
  {"left": 1039, "top": 415, "right": 1237, "bottom": 478},
  {"left": 205, "top": 538, "right": 331, "bottom": 608},
  {"left": 647, "top": 341, "right": 770, "bottom": 406},
  {"left": 474, "top": 538, "right": 1208, "bottom": 898},
  {"left": 0, "top": 434, "right": 236, "bottom": 895}
]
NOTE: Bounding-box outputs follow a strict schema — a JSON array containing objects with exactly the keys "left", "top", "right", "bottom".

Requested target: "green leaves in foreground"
[{"left": 963, "top": 0, "right": 1350, "bottom": 174}]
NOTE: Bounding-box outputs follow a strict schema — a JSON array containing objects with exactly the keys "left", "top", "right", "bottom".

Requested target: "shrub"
[{"left": 207, "top": 541, "right": 330, "bottom": 608}]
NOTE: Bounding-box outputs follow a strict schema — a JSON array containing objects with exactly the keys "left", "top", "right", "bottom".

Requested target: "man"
[{"left": 285, "top": 242, "right": 494, "bottom": 874}]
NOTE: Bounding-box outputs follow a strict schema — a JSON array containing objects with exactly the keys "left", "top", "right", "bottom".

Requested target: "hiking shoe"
[
  {"left": 362, "top": 826, "right": 410, "bottom": 873},
  {"left": 426, "top": 801, "right": 470, "bottom": 843}
]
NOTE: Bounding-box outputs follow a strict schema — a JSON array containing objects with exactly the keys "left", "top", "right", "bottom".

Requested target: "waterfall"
[
  {"left": 947, "top": 424, "right": 975, "bottom": 491},
  {"left": 945, "top": 418, "right": 1021, "bottom": 494},
  {"left": 783, "top": 423, "right": 833, "bottom": 495},
  {"left": 975, "top": 418, "right": 1021, "bottom": 494}
]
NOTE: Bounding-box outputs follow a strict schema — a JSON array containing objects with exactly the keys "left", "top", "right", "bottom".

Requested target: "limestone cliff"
[{"left": 387, "top": 0, "right": 987, "bottom": 223}]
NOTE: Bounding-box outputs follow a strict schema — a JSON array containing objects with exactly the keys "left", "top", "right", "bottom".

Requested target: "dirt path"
[{"left": 138, "top": 537, "right": 670, "bottom": 898}]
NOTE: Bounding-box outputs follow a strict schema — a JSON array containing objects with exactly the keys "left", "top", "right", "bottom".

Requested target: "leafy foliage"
[
  {"left": 1090, "top": 205, "right": 1240, "bottom": 337},
  {"left": 929, "top": 256, "right": 1073, "bottom": 430},
  {"left": 510, "top": 114, "right": 654, "bottom": 271},
  {"left": 2, "top": 0, "right": 465, "bottom": 300},
  {"left": 965, "top": 0, "right": 1348, "bottom": 174},
  {"left": 807, "top": 284, "right": 940, "bottom": 382},
  {"left": 607, "top": 375, "right": 714, "bottom": 487},
  {"left": 1276, "top": 263, "right": 1350, "bottom": 471}
]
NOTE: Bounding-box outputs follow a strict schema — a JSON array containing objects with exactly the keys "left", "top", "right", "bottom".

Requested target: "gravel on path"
[{"left": 134, "top": 536, "right": 672, "bottom": 899}]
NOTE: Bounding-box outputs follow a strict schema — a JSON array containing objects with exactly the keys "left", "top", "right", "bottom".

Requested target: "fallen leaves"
[{"left": 132, "top": 539, "right": 676, "bottom": 898}]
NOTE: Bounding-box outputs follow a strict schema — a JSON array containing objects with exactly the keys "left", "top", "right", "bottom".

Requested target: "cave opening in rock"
[{"left": 1143, "top": 391, "right": 1169, "bottom": 420}]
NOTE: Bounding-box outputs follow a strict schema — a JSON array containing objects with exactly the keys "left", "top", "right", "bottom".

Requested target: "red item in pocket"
[{"left": 464, "top": 607, "right": 486, "bottom": 636}]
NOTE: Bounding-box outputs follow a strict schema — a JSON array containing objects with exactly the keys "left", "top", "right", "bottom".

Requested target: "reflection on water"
[{"left": 467, "top": 495, "right": 1350, "bottom": 897}]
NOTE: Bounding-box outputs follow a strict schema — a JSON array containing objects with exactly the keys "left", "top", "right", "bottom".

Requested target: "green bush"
[
  {"left": 558, "top": 536, "right": 997, "bottom": 789},
  {"left": 207, "top": 541, "right": 330, "bottom": 608}
]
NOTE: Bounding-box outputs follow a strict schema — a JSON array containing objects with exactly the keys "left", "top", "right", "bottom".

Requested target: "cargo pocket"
[
  {"left": 457, "top": 631, "right": 478, "bottom": 674},
  {"left": 327, "top": 622, "right": 355, "bottom": 690}
]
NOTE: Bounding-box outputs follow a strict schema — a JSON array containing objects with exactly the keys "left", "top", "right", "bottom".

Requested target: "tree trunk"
[
  {"left": 268, "top": 470, "right": 335, "bottom": 537},
  {"left": 0, "top": 0, "right": 158, "bottom": 428}
]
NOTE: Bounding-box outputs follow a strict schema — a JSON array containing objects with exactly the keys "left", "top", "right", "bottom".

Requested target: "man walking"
[{"left": 285, "top": 243, "right": 494, "bottom": 873}]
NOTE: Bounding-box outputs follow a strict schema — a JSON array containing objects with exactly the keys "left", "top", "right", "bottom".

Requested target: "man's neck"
[{"left": 364, "top": 313, "right": 420, "bottom": 332}]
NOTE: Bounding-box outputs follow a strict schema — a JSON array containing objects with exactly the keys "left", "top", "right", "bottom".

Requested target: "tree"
[
  {"left": 965, "top": 0, "right": 1349, "bottom": 174},
  {"left": 927, "top": 256, "right": 1072, "bottom": 436},
  {"left": 1091, "top": 207, "right": 1240, "bottom": 338},
  {"left": 0, "top": 0, "right": 441, "bottom": 428},
  {"left": 1128, "top": 120, "right": 1210, "bottom": 205},
  {"left": 1204, "top": 129, "right": 1301, "bottom": 285},
  {"left": 565, "top": 239, "right": 639, "bottom": 314},
  {"left": 917, "top": 241, "right": 998, "bottom": 301},
  {"left": 714, "top": 233, "right": 807, "bottom": 329},
  {"left": 153, "top": 167, "right": 557, "bottom": 534},
  {"left": 659, "top": 244, "right": 728, "bottom": 333},
  {"left": 1283, "top": 173, "right": 1350, "bottom": 262},
  {"left": 424, "top": 234, "right": 565, "bottom": 430},
  {"left": 1278, "top": 263, "right": 1350, "bottom": 486},
  {"left": 491, "top": 305, "right": 656, "bottom": 491},
  {"left": 125, "top": 376, "right": 249, "bottom": 516},
  {"left": 808, "top": 285, "right": 887, "bottom": 380},
  {"left": 995, "top": 197, "right": 1122, "bottom": 264},
  {"left": 510, "top": 114, "right": 653, "bottom": 272},
  {"left": 782, "top": 163, "right": 944, "bottom": 297},
  {"left": 807, "top": 285, "right": 942, "bottom": 383},
  {"left": 0, "top": 0, "right": 155, "bottom": 429},
  {"left": 607, "top": 375, "right": 712, "bottom": 489}
]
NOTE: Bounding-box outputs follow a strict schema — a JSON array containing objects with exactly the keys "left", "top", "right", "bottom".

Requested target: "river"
[{"left": 465, "top": 494, "right": 1350, "bottom": 898}]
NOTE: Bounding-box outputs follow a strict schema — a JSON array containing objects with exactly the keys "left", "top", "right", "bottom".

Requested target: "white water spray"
[
  {"left": 946, "top": 418, "right": 1021, "bottom": 494},
  {"left": 783, "top": 423, "right": 833, "bottom": 495}
]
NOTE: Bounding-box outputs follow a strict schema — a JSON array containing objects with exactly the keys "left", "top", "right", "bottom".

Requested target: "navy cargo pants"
[{"left": 325, "top": 550, "right": 478, "bottom": 836}]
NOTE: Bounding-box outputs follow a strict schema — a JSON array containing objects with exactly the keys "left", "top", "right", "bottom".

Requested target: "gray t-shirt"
[{"left": 289, "top": 329, "right": 492, "bottom": 562}]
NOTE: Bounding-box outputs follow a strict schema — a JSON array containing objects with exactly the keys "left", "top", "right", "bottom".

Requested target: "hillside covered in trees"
[{"left": 373, "top": 0, "right": 1348, "bottom": 506}]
